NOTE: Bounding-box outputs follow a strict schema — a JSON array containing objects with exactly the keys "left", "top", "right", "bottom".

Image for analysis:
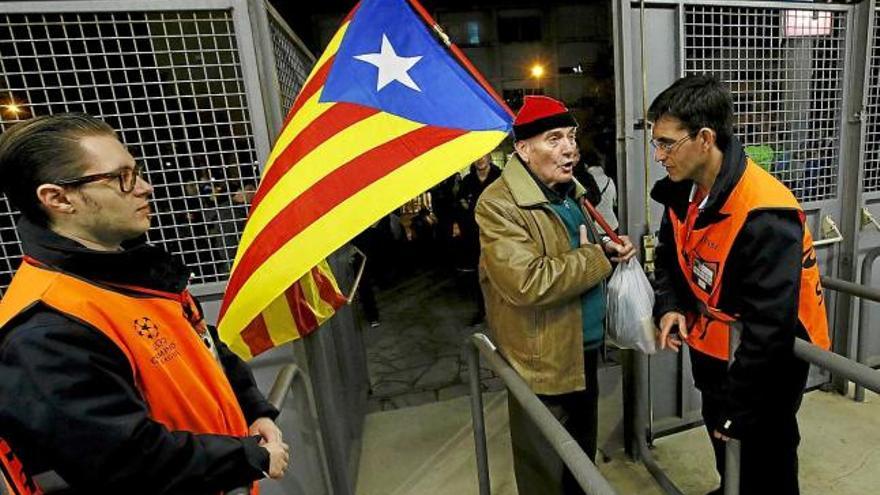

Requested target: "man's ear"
[
  {"left": 36, "top": 184, "right": 76, "bottom": 215},
  {"left": 514, "top": 140, "right": 530, "bottom": 164},
  {"left": 699, "top": 127, "right": 718, "bottom": 151}
]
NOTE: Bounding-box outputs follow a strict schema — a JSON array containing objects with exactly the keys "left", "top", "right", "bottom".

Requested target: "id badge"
[{"left": 691, "top": 256, "right": 718, "bottom": 293}]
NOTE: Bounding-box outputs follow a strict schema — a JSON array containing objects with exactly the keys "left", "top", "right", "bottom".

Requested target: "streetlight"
[
  {"left": 2, "top": 97, "right": 25, "bottom": 118},
  {"left": 530, "top": 63, "right": 545, "bottom": 79},
  {"left": 5, "top": 102, "right": 22, "bottom": 115}
]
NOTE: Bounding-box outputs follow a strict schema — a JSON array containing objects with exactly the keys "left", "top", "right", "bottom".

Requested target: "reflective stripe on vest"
[
  {"left": 668, "top": 160, "right": 831, "bottom": 360},
  {"left": 0, "top": 259, "right": 254, "bottom": 494}
]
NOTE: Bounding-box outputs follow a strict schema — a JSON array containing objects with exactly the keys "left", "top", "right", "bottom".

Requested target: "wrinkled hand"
[
  {"left": 658, "top": 311, "right": 687, "bottom": 352},
  {"left": 603, "top": 235, "right": 636, "bottom": 263},
  {"left": 263, "top": 440, "right": 290, "bottom": 479},
  {"left": 249, "top": 417, "right": 282, "bottom": 445},
  {"left": 579, "top": 228, "right": 636, "bottom": 262}
]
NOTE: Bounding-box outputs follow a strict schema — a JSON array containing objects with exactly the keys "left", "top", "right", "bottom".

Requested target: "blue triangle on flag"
[{"left": 321, "top": 0, "right": 512, "bottom": 132}]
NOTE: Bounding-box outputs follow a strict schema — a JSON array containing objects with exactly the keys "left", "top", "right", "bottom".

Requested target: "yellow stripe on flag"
[
  {"left": 264, "top": 92, "right": 334, "bottom": 173},
  {"left": 218, "top": 129, "right": 506, "bottom": 337},
  {"left": 236, "top": 111, "right": 425, "bottom": 259},
  {"left": 263, "top": 21, "right": 349, "bottom": 175},
  {"left": 262, "top": 293, "right": 300, "bottom": 347}
]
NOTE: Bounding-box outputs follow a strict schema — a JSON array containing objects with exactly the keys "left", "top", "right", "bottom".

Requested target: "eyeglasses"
[
  {"left": 650, "top": 133, "right": 696, "bottom": 154},
  {"left": 54, "top": 163, "right": 145, "bottom": 193}
]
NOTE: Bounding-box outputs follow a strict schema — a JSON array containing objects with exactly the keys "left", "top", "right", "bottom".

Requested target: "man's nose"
[
  {"left": 652, "top": 147, "right": 666, "bottom": 163},
  {"left": 135, "top": 175, "right": 153, "bottom": 196}
]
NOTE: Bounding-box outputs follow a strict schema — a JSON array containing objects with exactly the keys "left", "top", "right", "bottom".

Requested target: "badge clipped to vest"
[{"left": 691, "top": 256, "right": 718, "bottom": 293}]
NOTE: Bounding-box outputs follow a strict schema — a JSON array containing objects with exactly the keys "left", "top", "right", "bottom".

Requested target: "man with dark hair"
[
  {"left": 476, "top": 96, "right": 634, "bottom": 495},
  {"left": 0, "top": 113, "right": 289, "bottom": 494},
  {"left": 649, "top": 75, "right": 830, "bottom": 495}
]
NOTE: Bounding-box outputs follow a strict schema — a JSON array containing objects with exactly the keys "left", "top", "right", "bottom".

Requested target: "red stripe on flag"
[
  {"left": 312, "top": 265, "right": 348, "bottom": 308},
  {"left": 220, "top": 125, "right": 466, "bottom": 320},
  {"left": 342, "top": 2, "right": 360, "bottom": 23},
  {"left": 285, "top": 282, "right": 319, "bottom": 335},
  {"left": 252, "top": 103, "right": 379, "bottom": 211},
  {"left": 240, "top": 314, "right": 274, "bottom": 358},
  {"left": 282, "top": 55, "right": 336, "bottom": 127}
]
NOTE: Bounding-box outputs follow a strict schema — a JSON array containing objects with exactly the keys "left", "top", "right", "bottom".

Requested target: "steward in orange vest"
[
  {"left": 0, "top": 219, "right": 277, "bottom": 494},
  {"left": 649, "top": 74, "right": 830, "bottom": 495},
  {"left": 651, "top": 131, "right": 829, "bottom": 495}
]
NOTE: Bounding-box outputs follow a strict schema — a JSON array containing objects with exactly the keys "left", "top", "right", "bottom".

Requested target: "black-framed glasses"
[
  {"left": 54, "top": 163, "right": 145, "bottom": 193},
  {"left": 650, "top": 133, "right": 697, "bottom": 154}
]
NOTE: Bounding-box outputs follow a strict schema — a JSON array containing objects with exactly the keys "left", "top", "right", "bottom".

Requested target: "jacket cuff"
[
  {"left": 242, "top": 435, "right": 272, "bottom": 475},
  {"left": 240, "top": 390, "right": 281, "bottom": 424}
]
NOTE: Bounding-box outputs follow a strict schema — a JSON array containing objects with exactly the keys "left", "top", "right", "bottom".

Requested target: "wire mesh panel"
[
  {"left": 0, "top": 10, "right": 263, "bottom": 290},
  {"left": 864, "top": 10, "right": 880, "bottom": 193},
  {"left": 683, "top": 5, "right": 847, "bottom": 203},
  {"left": 268, "top": 11, "right": 313, "bottom": 116}
]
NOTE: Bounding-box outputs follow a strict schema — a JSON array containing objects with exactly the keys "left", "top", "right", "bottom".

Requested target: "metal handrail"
[
  {"left": 181, "top": 364, "right": 336, "bottom": 495},
  {"left": 820, "top": 275, "right": 880, "bottom": 304},
  {"left": 721, "top": 329, "right": 880, "bottom": 495},
  {"left": 793, "top": 338, "right": 880, "bottom": 394},
  {"left": 631, "top": 352, "right": 686, "bottom": 495},
  {"left": 855, "top": 247, "right": 880, "bottom": 401},
  {"left": 466, "top": 333, "right": 618, "bottom": 495}
]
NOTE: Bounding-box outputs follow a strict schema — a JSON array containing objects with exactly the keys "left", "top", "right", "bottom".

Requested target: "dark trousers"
[
  {"left": 692, "top": 350, "right": 810, "bottom": 495},
  {"left": 509, "top": 349, "right": 599, "bottom": 495}
]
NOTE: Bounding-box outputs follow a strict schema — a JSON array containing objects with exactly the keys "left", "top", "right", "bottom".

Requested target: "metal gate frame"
[
  {"left": 614, "top": 0, "right": 878, "bottom": 441},
  {"left": 0, "top": 2, "right": 369, "bottom": 494}
]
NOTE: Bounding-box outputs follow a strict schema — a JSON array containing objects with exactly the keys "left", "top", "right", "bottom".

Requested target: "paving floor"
[
  {"left": 356, "top": 389, "right": 880, "bottom": 495},
  {"left": 362, "top": 265, "right": 504, "bottom": 412},
  {"left": 356, "top": 258, "right": 879, "bottom": 494}
]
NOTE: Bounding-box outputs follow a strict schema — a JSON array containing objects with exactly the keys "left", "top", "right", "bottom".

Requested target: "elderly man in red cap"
[{"left": 476, "top": 95, "right": 635, "bottom": 495}]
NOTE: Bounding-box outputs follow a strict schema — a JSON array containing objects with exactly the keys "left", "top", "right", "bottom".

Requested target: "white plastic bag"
[{"left": 606, "top": 258, "right": 657, "bottom": 355}]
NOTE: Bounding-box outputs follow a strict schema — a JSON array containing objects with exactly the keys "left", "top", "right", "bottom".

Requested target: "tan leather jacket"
[{"left": 476, "top": 154, "right": 612, "bottom": 395}]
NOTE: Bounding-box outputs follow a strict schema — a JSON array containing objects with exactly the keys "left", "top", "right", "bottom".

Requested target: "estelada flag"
[{"left": 218, "top": 0, "right": 513, "bottom": 359}]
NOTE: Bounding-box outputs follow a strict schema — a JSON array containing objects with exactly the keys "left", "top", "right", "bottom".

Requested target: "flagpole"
[{"left": 405, "top": 0, "right": 515, "bottom": 117}]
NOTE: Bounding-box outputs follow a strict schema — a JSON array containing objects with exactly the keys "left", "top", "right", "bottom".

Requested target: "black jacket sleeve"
[
  {"left": 717, "top": 209, "right": 804, "bottom": 438},
  {"left": 0, "top": 310, "right": 269, "bottom": 494},
  {"left": 653, "top": 208, "right": 697, "bottom": 320},
  {"left": 213, "top": 326, "right": 279, "bottom": 424}
]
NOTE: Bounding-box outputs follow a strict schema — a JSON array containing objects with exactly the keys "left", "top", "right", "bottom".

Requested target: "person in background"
[
  {"left": 476, "top": 96, "right": 635, "bottom": 495},
  {"left": 650, "top": 75, "right": 830, "bottom": 495},
  {"left": 584, "top": 149, "right": 618, "bottom": 232},
  {"left": 0, "top": 113, "right": 289, "bottom": 494},
  {"left": 455, "top": 152, "right": 501, "bottom": 326}
]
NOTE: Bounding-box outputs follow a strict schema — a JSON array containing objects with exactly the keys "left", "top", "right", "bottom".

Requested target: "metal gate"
[
  {"left": 0, "top": 1, "right": 367, "bottom": 494},
  {"left": 614, "top": 0, "right": 878, "bottom": 438}
]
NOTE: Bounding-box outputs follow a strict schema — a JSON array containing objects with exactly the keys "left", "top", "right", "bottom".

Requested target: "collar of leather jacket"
[{"left": 503, "top": 153, "right": 587, "bottom": 208}]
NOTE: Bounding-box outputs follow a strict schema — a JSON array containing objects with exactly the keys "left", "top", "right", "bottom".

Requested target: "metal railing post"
[
  {"left": 466, "top": 338, "right": 491, "bottom": 495},
  {"left": 633, "top": 350, "right": 686, "bottom": 495},
  {"left": 262, "top": 364, "right": 334, "bottom": 495},
  {"left": 467, "top": 333, "right": 618, "bottom": 495},
  {"left": 855, "top": 247, "right": 880, "bottom": 401},
  {"left": 724, "top": 327, "right": 741, "bottom": 495}
]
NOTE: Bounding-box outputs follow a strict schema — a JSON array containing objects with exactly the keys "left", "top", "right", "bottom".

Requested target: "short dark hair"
[
  {"left": 648, "top": 74, "right": 734, "bottom": 150},
  {"left": 0, "top": 113, "right": 116, "bottom": 225}
]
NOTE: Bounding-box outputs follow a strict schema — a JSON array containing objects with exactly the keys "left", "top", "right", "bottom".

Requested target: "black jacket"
[
  {"left": 651, "top": 137, "right": 809, "bottom": 438},
  {"left": 456, "top": 163, "right": 501, "bottom": 266},
  {"left": 0, "top": 219, "right": 278, "bottom": 494}
]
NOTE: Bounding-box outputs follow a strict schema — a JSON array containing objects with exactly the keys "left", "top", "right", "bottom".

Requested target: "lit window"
[{"left": 467, "top": 21, "right": 480, "bottom": 45}]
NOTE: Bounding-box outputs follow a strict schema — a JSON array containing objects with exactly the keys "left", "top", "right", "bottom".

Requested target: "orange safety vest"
[
  {"left": 0, "top": 259, "right": 255, "bottom": 494},
  {"left": 668, "top": 160, "right": 831, "bottom": 361}
]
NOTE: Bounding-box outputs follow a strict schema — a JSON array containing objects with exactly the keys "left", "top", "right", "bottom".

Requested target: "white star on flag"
[{"left": 354, "top": 34, "right": 423, "bottom": 92}]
